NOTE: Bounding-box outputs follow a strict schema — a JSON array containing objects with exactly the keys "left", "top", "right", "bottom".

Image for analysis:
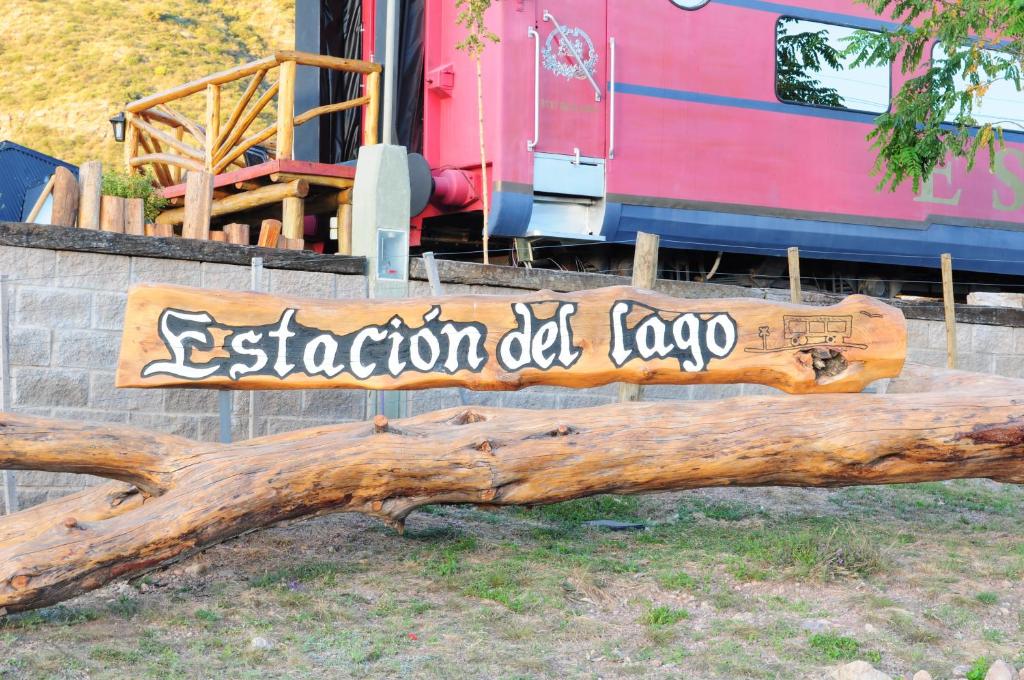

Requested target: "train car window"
[
  {"left": 932, "top": 42, "right": 1024, "bottom": 130},
  {"left": 775, "top": 17, "right": 890, "bottom": 113}
]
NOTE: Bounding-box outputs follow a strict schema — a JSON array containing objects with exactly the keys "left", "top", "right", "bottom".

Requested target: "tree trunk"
[
  {"left": 1, "top": 364, "right": 1022, "bottom": 614},
  {"left": 475, "top": 55, "right": 490, "bottom": 265}
]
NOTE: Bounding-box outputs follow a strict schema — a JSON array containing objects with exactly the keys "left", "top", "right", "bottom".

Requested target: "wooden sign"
[{"left": 116, "top": 284, "right": 906, "bottom": 394}]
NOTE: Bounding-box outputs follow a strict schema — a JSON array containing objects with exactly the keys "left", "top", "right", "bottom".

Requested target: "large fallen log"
[{"left": 0, "top": 364, "right": 1022, "bottom": 613}]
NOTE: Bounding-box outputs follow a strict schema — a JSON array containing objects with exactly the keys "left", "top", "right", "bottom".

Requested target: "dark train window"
[
  {"left": 932, "top": 42, "right": 1024, "bottom": 129},
  {"left": 776, "top": 17, "right": 890, "bottom": 113}
]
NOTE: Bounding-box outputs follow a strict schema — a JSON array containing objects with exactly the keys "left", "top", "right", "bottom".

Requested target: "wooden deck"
[{"left": 160, "top": 160, "right": 356, "bottom": 199}]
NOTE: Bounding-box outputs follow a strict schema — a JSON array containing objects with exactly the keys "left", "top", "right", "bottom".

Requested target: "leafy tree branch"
[{"left": 848, "top": 0, "right": 1024, "bottom": 191}]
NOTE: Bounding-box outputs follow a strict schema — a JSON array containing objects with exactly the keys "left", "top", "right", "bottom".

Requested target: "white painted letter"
[
  {"left": 441, "top": 325, "right": 485, "bottom": 372},
  {"left": 350, "top": 326, "right": 388, "bottom": 379},
  {"left": 609, "top": 302, "right": 632, "bottom": 367},
  {"left": 557, "top": 303, "right": 581, "bottom": 367},
  {"left": 498, "top": 303, "right": 533, "bottom": 370},
  {"left": 303, "top": 334, "right": 344, "bottom": 378},
  {"left": 671, "top": 313, "right": 704, "bottom": 372},
  {"left": 268, "top": 309, "right": 296, "bottom": 377},
  {"left": 228, "top": 330, "right": 267, "bottom": 379},
  {"left": 142, "top": 310, "right": 220, "bottom": 380},
  {"left": 706, "top": 314, "right": 737, "bottom": 358}
]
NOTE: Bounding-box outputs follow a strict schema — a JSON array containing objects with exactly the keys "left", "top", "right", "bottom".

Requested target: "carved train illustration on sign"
[{"left": 117, "top": 285, "right": 907, "bottom": 394}]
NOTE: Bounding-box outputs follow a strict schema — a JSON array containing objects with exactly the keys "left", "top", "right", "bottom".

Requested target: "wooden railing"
[{"left": 124, "top": 51, "right": 381, "bottom": 186}]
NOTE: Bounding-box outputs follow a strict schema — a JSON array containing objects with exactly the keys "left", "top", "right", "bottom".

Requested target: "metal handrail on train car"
[
  {"left": 609, "top": 37, "right": 616, "bottom": 159},
  {"left": 528, "top": 26, "right": 540, "bottom": 151}
]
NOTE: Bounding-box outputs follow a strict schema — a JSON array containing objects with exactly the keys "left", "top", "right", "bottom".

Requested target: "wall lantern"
[{"left": 109, "top": 112, "right": 127, "bottom": 143}]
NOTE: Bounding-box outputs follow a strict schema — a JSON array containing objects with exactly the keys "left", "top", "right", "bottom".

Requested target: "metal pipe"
[
  {"left": 382, "top": 0, "right": 399, "bottom": 145},
  {"left": 609, "top": 37, "right": 616, "bottom": 159}
]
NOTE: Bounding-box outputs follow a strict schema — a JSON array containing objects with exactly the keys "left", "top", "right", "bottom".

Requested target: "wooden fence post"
[
  {"left": 205, "top": 84, "right": 221, "bottom": 172},
  {"left": 788, "top": 246, "right": 801, "bottom": 304},
  {"left": 941, "top": 253, "right": 956, "bottom": 369},
  {"left": 282, "top": 196, "right": 304, "bottom": 240},
  {"left": 50, "top": 167, "right": 79, "bottom": 227},
  {"left": 258, "top": 219, "right": 282, "bottom": 248},
  {"left": 182, "top": 171, "right": 214, "bottom": 240},
  {"left": 337, "top": 190, "right": 353, "bottom": 255},
  {"left": 100, "top": 196, "right": 126, "bottom": 233},
  {"left": 365, "top": 71, "right": 381, "bottom": 146},
  {"left": 276, "top": 59, "right": 297, "bottom": 161},
  {"left": 125, "top": 198, "right": 146, "bottom": 236},
  {"left": 619, "top": 232, "right": 660, "bottom": 403},
  {"left": 224, "top": 223, "right": 250, "bottom": 245},
  {"left": 78, "top": 161, "right": 102, "bottom": 229}
]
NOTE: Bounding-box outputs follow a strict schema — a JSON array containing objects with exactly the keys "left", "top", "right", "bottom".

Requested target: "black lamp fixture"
[{"left": 109, "top": 112, "right": 126, "bottom": 143}]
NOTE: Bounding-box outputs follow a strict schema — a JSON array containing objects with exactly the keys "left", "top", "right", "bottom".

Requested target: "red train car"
[{"left": 296, "top": 0, "right": 1024, "bottom": 282}]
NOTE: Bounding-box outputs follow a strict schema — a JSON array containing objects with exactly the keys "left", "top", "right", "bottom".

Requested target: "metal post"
[
  {"left": 381, "top": 0, "right": 399, "bottom": 145},
  {"left": 248, "top": 257, "right": 264, "bottom": 439},
  {"left": 0, "top": 275, "right": 17, "bottom": 514},
  {"left": 422, "top": 253, "right": 468, "bottom": 407},
  {"left": 218, "top": 391, "right": 232, "bottom": 444},
  {"left": 423, "top": 252, "right": 444, "bottom": 296}
]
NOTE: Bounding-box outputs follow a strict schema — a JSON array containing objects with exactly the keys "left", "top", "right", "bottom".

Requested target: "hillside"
[{"left": 0, "top": 0, "right": 295, "bottom": 168}]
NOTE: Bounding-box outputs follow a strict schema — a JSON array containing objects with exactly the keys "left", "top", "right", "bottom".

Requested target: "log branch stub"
[{"left": 373, "top": 415, "right": 389, "bottom": 434}]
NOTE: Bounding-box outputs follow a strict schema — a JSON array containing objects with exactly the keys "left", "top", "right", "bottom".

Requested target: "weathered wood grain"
[
  {"left": 116, "top": 284, "right": 906, "bottom": 394},
  {"left": 50, "top": 167, "right": 79, "bottom": 228},
  {"left": 1, "top": 364, "right": 1022, "bottom": 613},
  {"left": 0, "top": 222, "right": 365, "bottom": 274}
]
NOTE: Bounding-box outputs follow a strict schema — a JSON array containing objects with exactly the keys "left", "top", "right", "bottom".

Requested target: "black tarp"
[
  {"left": 394, "top": 1, "right": 424, "bottom": 154},
  {"left": 319, "top": 0, "right": 423, "bottom": 161},
  {"left": 320, "top": 0, "right": 364, "bottom": 163}
]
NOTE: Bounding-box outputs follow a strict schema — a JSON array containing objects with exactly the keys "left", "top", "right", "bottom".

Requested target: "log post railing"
[{"left": 123, "top": 51, "right": 382, "bottom": 184}]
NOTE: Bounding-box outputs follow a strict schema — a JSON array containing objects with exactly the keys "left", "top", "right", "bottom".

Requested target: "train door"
[{"left": 527, "top": 1, "right": 608, "bottom": 239}]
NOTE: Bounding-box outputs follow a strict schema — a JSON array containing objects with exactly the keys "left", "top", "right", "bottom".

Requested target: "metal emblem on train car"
[
  {"left": 669, "top": 0, "right": 711, "bottom": 9},
  {"left": 542, "top": 26, "right": 598, "bottom": 81}
]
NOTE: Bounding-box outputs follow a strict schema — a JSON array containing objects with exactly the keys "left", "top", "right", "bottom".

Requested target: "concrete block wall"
[
  {"left": 1, "top": 246, "right": 1021, "bottom": 507},
  {"left": 0, "top": 245, "right": 371, "bottom": 507}
]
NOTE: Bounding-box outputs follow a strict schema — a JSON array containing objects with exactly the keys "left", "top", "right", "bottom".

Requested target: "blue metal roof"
[{"left": 0, "top": 141, "right": 77, "bottom": 222}]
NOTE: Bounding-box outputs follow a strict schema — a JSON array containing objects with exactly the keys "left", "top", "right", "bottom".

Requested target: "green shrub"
[
  {"left": 808, "top": 633, "right": 862, "bottom": 661},
  {"left": 644, "top": 605, "right": 690, "bottom": 626},
  {"left": 101, "top": 170, "right": 168, "bottom": 222}
]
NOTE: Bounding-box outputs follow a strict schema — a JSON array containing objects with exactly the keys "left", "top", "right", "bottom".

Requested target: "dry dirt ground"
[{"left": 2, "top": 481, "right": 1023, "bottom": 679}]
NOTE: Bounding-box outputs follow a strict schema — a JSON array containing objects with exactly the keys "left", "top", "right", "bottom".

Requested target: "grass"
[
  {"left": 1, "top": 0, "right": 294, "bottom": 167},
  {"left": 976, "top": 591, "right": 999, "bottom": 605},
  {"left": 525, "top": 495, "right": 643, "bottom": 525},
  {"left": 644, "top": 605, "right": 690, "bottom": 626},
  {"left": 807, "top": 633, "right": 878, "bottom": 663},
  {"left": 250, "top": 560, "right": 354, "bottom": 588},
  {"left": 5, "top": 482, "right": 1024, "bottom": 678},
  {"left": 966, "top": 657, "right": 992, "bottom": 680}
]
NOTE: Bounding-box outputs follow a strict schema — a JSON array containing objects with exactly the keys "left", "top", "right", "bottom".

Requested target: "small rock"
[
  {"left": 913, "top": 672, "right": 933, "bottom": 680},
  {"left": 828, "top": 661, "right": 892, "bottom": 680},
  {"left": 250, "top": 636, "right": 275, "bottom": 650},
  {"left": 183, "top": 561, "right": 208, "bottom": 577},
  {"left": 986, "top": 660, "right": 1017, "bottom": 680},
  {"left": 801, "top": 618, "right": 831, "bottom": 634},
  {"left": 112, "top": 582, "right": 136, "bottom": 599},
  {"left": 864, "top": 623, "right": 876, "bottom": 633}
]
